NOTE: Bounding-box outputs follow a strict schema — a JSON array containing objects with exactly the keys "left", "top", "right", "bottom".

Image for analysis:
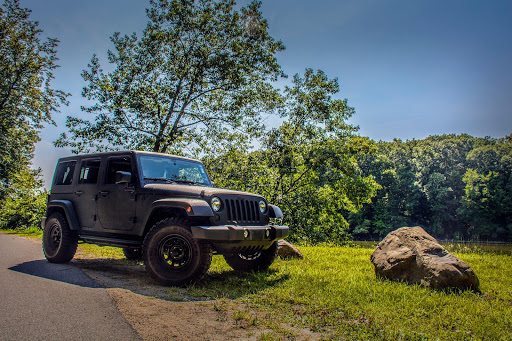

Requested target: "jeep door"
[
  {"left": 97, "top": 155, "right": 137, "bottom": 231},
  {"left": 73, "top": 158, "right": 101, "bottom": 228}
]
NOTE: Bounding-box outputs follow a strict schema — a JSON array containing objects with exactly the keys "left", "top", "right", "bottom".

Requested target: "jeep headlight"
[
  {"left": 211, "top": 197, "right": 222, "bottom": 212},
  {"left": 259, "top": 200, "right": 267, "bottom": 213}
]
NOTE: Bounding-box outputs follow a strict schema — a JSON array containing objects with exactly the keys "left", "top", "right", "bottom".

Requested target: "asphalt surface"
[{"left": 0, "top": 233, "right": 141, "bottom": 341}]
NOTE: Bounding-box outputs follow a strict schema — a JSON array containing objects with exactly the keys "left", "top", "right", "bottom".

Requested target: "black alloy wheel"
[
  {"left": 47, "top": 224, "right": 62, "bottom": 253},
  {"left": 143, "top": 218, "right": 212, "bottom": 286},
  {"left": 158, "top": 234, "right": 192, "bottom": 270},
  {"left": 42, "top": 212, "right": 78, "bottom": 263}
]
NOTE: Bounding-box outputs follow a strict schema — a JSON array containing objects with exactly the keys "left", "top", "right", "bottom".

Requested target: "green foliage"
[
  {"left": 56, "top": 0, "right": 284, "bottom": 155},
  {"left": 350, "top": 134, "right": 512, "bottom": 241},
  {"left": 206, "top": 69, "right": 380, "bottom": 244},
  {"left": 0, "top": 0, "right": 68, "bottom": 199},
  {"left": 0, "top": 168, "right": 46, "bottom": 230}
]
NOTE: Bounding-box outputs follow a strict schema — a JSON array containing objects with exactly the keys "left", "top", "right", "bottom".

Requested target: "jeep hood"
[{"left": 142, "top": 183, "right": 264, "bottom": 200}]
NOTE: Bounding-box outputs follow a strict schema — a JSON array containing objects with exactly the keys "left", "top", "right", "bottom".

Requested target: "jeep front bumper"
[{"left": 191, "top": 224, "right": 288, "bottom": 242}]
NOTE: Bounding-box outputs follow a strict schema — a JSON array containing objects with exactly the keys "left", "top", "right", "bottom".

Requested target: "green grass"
[
  {"left": 3, "top": 228, "right": 511, "bottom": 340},
  {"left": 1, "top": 227, "right": 43, "bottom": 237},
  {"left": 194, "top": 246, "right": 512, "bottom": 340},
  {"left": 76, "top": 243, "right": 126, "bottom": 259}
]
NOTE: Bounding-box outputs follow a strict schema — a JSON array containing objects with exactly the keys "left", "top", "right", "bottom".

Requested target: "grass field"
[{"left": 3, "top": 228, "right": 511, "bottom": 340}]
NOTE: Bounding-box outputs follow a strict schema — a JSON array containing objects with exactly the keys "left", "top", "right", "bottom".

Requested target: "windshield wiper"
[
  {"left": 144, "top": 177, "right": 204, "bottom": 186},
  {"left": 144, "top": 177, "right": 176, "bottom": 184},
  {"left": 173, "top": 179, "right": 202, "bottom": 185}
]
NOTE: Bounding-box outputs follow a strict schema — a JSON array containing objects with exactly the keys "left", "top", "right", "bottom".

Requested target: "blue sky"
[{"left": 19, "top": 0, "right": 512, "bottom": 186}]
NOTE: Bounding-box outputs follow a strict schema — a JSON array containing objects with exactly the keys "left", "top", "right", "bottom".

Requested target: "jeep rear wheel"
[
  {"left": 42, "top": 212, "right": 78, "bottom": 263},
  {"left": 223, "top": 242, "right": 278, "bottom": 272},
  {"left": 123, "top": 247, "right": 143, "bottom": 261},
  {"left": 143, "top": 218, "right": 212, "bottom": 286}
]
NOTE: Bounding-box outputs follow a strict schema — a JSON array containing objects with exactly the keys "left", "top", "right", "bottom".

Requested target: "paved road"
[{"left": 0, "top": 233, "right": 140, "bottom": 340}]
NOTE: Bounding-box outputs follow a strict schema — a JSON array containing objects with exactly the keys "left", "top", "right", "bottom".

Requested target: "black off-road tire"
[
  {"left": 224, "top": 242, "right": 278, "bottom": 272},
  {"left": 143, "top": 218, "right": 212, "bottom": 286},
  {"left": 42, "top": 212, "right": 78, "bottom": 263},
  {"left": 123, "top": 247, "right": 143, "bottom": 261}
]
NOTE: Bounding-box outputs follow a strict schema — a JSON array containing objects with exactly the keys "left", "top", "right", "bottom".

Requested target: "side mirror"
[
  {"left": 210, "top": 181, "right": 215, "bottom": 187},
  {"left": 115, "top": 171, "right": 132, "bottom": 184}
]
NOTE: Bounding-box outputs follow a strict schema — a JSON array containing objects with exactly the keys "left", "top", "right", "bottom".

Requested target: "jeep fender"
[
  {"left": 44, "top": 200, "right": 80, "bottom": 231},
  {"left": 141, "top": 198, "right": 214, "bottom": 231},
  {"left": 268, "top": 204, "right": 283, "bottom": 218}
]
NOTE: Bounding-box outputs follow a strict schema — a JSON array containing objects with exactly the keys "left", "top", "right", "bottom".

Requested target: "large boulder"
[
  {"left": 277, "top": 240, "right": 304, "bottom": 259},
  {"left": 370, "top": 226, "right": 479, "bottom": 291}
]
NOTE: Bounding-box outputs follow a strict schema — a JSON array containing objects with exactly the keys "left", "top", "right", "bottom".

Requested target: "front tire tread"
[
  {"left": 42, "top": 212, "right": 78, "bottom": 263},
  {"left": 143, "top": 217, "right": 212, "bottom": 286}
]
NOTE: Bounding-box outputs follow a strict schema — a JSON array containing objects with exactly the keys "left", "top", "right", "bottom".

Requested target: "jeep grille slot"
[{"left": 226, "top": 199, "right": 259, "bottom": 223}]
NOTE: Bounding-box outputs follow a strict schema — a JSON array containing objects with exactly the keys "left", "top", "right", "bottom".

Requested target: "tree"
[
  {"left": 350, "top": 140, "right": 425, "bottom": 239},
  {"left": 56, "top": 0, "right": 284, "bottom": 155},
  {"left": 460, "top": 135, "right": 512, "bottom": 240},
  {"left": 0, "top": 0, "right": 68, "bottom": 199},
  {"left": 206, "top": 69, "right": 380, "bottom": 244}
]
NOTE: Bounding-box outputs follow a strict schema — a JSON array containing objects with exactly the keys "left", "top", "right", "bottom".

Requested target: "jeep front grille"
[{"left": 226, "top": 198, "right": 259, "bottom": 223}]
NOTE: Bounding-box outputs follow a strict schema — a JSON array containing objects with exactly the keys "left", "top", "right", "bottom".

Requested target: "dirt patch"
[{"left": 107, "top": 288, "right": 263, "bottom": 341}]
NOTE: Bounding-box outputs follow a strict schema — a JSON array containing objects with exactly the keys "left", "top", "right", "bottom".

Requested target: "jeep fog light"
[
  {"left": 211, "top": 197, "right": 221, "bottom": 211},
  {"left": 244, "top": 229, "right": 250, "bottom": 239}
]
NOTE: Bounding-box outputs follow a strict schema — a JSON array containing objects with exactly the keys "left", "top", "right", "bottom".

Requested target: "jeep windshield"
[{"left": 138, "top": 154, "right": 211, "bottom": 186}]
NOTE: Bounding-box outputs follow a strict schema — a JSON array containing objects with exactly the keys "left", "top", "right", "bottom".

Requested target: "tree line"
[
  {"left": 203, "top": 133, "right": 512, "bottom": 243},
  {"left": 349, "top": 134, "right": 512, "bottom": 241},
  {"left": 0, "top": 0, "right": 510, "bottom": 243}
]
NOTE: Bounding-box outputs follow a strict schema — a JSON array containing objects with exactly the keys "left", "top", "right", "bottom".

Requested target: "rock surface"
[
  {"left": 370, "top": 226, "right": 479, "bottom": 291},
  {"left": 277, "top": 240, "right": 304, "bottom": 259}
]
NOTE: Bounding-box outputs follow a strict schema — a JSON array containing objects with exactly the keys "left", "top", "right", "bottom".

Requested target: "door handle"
[
  {"left": 99, "top": 191, "right": 109, "bottom": 197},
  {"left": 74, "top": 191, "right": 83, "bottom": 196}
]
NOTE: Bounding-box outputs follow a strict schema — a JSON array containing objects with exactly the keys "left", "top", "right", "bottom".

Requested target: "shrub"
[{"left": 0, "top": 169, "right": 46, "bottom": 230}]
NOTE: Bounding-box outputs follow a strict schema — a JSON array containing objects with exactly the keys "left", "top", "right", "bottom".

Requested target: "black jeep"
[{"left": 41, "top": 150, "right": 288, "bottom": 286}]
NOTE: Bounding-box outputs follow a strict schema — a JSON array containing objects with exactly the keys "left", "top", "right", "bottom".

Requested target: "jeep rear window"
[
  {"left": 139, "top": 155, "right": 211, "bottom": 185},
  {"left": 54, "top": 161, "right": 76, "bottom": 186},
  {"left": 79, "top": 159, "right": 101, "bottom": 184}
]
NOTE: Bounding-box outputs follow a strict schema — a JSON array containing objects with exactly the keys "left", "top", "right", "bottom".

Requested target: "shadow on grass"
[
  {"left": 72, "top": 257, "right": 289, "bottom": 302},
  {"left": 374, "top": 275, "right": 482, "bottom": 295},
  {"left": 188, "top": 269, "right": 290, "bottom": 300}
]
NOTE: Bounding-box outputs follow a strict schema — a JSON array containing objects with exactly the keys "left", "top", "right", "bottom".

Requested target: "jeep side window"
[
  {"left": 105, "top": 156, "right": 132, "bottom": 184},
  {"left": 79, "top": 159, "right": 101, "bottom": 184},
  {"left": 54, "top": 161, "right": 76, "bottom": 186}
]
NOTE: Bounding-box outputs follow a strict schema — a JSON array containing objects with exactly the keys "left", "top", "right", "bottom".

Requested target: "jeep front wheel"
[
  {"left": 143, "top": 218, "right": 212, "bottom": 286},
  {"left": 224, "top": 242, "right": 278, "bottom": 272},
  {"left": 42, "top": 212, "right": 78, "bottom": 263}
]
